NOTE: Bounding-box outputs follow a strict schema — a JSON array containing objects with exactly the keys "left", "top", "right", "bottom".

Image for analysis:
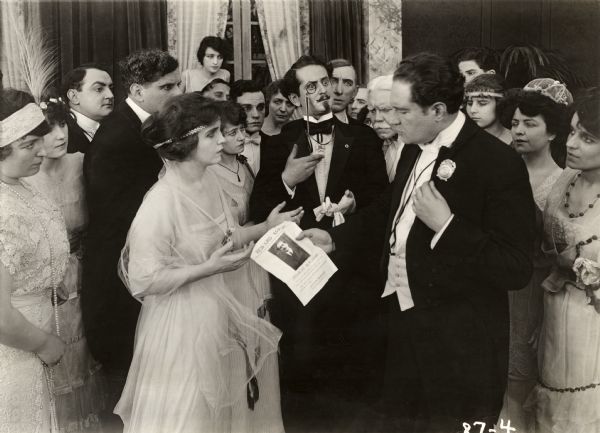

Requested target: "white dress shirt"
[
  {"left": 242, "top": 131, "right": 261, "bottom": 175},
  {"left": 334, "top": 110, "right": 349, "bottom": 124},
  {"left": 383, "top": 137, "right": 404, "bottom": 182},
  {"left": 125, "top": 97, "right": 152, "bottom": 123},
  {"left": 382, "top": 111, "right": 465, "bottom": 310},
  {"left": 71, "top": 110, "right": 100, "bottom": 141},
  {"left": 283, "top": 113, "right": 335, "bottom": 199}
]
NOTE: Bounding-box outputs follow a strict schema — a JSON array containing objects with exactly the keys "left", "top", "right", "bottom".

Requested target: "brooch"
[{"left": 436, "top": 159, "right": 456, "bottom": 181}]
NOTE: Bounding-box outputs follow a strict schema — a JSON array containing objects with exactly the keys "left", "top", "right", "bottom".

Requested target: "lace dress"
[
  {"left": 210, "top": 164, "right": 285, "bottom": 433},
  {"left": 499, "top": 167, "right": 563, "bottom": 431},
  {"left": 28, "top": 153, "right": 105, "bottom": 433},
  {"left": 525, "top": 168, "right": 600, "bottom": 433},
  {"left": 0, "top": 180, "right": 69, "bottom": 433}
]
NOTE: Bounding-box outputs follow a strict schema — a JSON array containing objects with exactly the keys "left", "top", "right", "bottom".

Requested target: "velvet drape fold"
[{"left": 309, "top": 0, "right": 366, "bottom": 84}]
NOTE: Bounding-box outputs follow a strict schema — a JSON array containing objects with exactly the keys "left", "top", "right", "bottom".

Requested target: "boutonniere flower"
[{"left": 436, "top": 159, "right": 456, "bottom": 181}]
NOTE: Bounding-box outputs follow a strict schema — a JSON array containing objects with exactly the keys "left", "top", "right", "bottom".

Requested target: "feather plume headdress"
[{"left": 0, "top": 17, "right": 56, "bottom": 147}]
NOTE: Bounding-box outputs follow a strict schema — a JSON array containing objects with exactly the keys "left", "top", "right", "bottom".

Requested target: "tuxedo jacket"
[
  {"left": 82, "top": 102, "right": 162, "bottom": 371},
  {"left": 66, "top": 113, "right": 92, "bottom": 154},
  {"left": 332, "top": 116, "right": 536, "bottom": 399},
  {"left": 249, "top": 117, "right": 388, "bottom": 231}
]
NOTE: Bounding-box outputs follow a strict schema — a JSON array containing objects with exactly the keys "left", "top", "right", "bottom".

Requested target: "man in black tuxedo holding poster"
[
  {"left": 250, "top": 55, "right": 387, "bottom": 431},
  {"left": 301, "top": 53, "right": 536, "bottom": 432}
]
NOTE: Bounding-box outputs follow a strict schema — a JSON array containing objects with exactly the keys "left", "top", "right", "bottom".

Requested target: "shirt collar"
[
  {"left": 125, "top": 97, "right": 152, "bottom": 123},
  {"left": 245, "top": 131, "right": 262, "bottom": 145},
  {"left": 419, "top": 111, "right": 465, "bottom": 153},
  {"left": 303, "top": 111, "right": 334, "bottom": 124},
  {"left": 333, "top": 110, "right": 349, "bottom": 124},
  {"left": 70, "top": 109, "right": 100, "bottom": 138}
]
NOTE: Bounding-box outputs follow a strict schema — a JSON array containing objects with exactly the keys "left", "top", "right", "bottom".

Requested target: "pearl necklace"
[
  {"left": 564, "top": 172, "right": 600, "bottom": 218},
  {"left": 0, "top": 180, "right": 61, "bottom": 432}
]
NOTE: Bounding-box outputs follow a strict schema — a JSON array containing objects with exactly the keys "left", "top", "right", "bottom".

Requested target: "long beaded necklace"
[
  {"left": 564, "top": 172, "right": 600, "bottom": 218},
  {"left": 0, "top": 180, "right": 61, "bottom": 433}
]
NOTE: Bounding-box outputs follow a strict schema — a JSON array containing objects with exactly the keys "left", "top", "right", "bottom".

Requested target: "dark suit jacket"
[
  {"left": 66, "top": 113, "right": 92, "bottom": 154},
  {"left": 332, "top": 116, "right": 536, "bottom": 414},
  {"left": 82, "top": 102, "right": 162, "bottom": 371},
  {"left": 249, "top": 116, "right": 387, "bottom": 393},
  {"left": 250, "top": 117, "right": 387, "bottom": 230}
]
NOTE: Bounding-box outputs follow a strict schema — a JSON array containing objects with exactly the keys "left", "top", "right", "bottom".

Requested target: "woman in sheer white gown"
[
  {"left": 498, "top": 80, "right": 571, "bottom": 432},
  {"left": 210, "top": 101, "right": 284, "bottom": 433},
  {"left": 28, "top": 97, "right": 105, "bottom": 433},
  {"left": 526, "top": 88, "right": 600, "bottom": 433},
  {"left": 115, "top": 94, "right": 302, "bottom": 433}
]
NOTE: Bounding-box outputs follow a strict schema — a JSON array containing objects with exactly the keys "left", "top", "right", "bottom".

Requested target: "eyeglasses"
[{"left": 304, "top": 78, "right": 331, "bottom": 95}]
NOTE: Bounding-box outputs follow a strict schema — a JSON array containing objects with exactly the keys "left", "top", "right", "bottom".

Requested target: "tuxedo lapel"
[
  {"left": 325, "top": 122, "right": 353, "bottom": 200},
  {"left": 384, "top": 144, "right": 422, "bottom": 246},
  {"left": 429, "top": 117, "right": 479, "bottom": 194}
]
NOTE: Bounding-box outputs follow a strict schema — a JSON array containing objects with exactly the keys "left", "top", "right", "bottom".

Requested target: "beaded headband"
[
  {"left": 523, "top": 78, "right": 573, "bottom": 106},
  {"left": 153, "top": 125, "right": 207, "bottom": 149},
  {"left": 0, "top": 103, "right": 46, "bottom": 148},
  {"left": 465, "top": 91, "right": 504, "bottom": 99}
]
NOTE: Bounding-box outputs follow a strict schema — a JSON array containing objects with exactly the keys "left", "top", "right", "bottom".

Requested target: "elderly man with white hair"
[{"left": 367, "top": 74, "right": 403, "bottom": 181}]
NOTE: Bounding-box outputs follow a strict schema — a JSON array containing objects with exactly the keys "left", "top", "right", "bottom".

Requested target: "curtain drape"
[
  {"left": 0, "top": 0, "right": 41, "bottom": 90},
  {"left": 171, "top": 0, "right": 229, "bottom": 73},
  {"left": 255, "top": 0, "right": 306, "bottom": 80},
  {"left": 309, "top": 0, "right": 366, "bottom": 84},
  {"left": 37, "top": 0, "right": 168, "bottom": 101}
]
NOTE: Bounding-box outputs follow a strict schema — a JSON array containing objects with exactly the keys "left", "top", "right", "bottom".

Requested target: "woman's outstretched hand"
[
  {"left": 266, "top": 201, "right": 304, "bottom": 229},
  {"left": 208, "top": 240, "right": 254, "bottom": 273}
]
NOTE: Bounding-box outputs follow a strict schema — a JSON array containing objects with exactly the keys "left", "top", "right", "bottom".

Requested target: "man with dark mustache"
[{"left": 250, "top": 54, "right": 387, "bottom": 432}]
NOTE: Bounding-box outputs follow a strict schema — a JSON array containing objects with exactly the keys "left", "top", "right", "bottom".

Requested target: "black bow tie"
[{"left": 307, "top": 118, "right": 334, "bottom": 135}]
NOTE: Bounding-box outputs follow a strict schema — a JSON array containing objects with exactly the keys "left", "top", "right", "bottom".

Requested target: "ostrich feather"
[{"left": 11, "top": 19, "right": 57, "bottom": 102}]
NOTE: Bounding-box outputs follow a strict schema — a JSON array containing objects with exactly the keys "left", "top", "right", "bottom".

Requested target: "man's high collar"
[
  {"left": 125, "top": 97, "right": 152, "bottom": 123},
  {"left": 302, "top": 111, "right": 334, "bottom": 124},
  {"left": 333, "top": 110, "right": 349, "bottom": 124}
]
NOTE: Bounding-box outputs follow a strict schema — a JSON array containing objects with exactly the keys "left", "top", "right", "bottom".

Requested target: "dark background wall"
[{"left": 402, "top": 0, "right": 600, "bottom": 90}]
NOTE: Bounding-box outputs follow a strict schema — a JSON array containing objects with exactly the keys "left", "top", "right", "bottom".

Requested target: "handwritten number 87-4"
[{"left": 462, "top": 419, "right": 516, "bottom": 433}]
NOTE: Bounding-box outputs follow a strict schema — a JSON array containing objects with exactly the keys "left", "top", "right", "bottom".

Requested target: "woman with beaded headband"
[
  {"left": 464, "top": 73, "right": 512, "bottom": 144},
  {"left": 28, "top": 93, "right": 106, "bottom": 433},
  {"left": 524, "top": 88, "right": 600, "bottom": 433},
  {"left": 496, "top": 78, "right": 572, "bottom": 431},
  {"left": 0, "top": 88, "right": 69, "bottom": 432},
  {"left": 115, "top": 93, "right": 302, "bottom": 433}
]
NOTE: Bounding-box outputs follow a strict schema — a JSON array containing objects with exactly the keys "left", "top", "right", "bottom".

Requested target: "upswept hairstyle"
[
  {"left": 0, "top": 89, "right": 50, "bottom": 160},
  {"left": 451, "top": 46, "right": 499, "bottom": 72},
  {"left": 119, "top": 49, "right": 179, "bottom": 92},
  {"left": 263, "top": 79, "right": 287, "bottom": 104},
  {"left": 393, "top": 52, "right": 465, "bottom": 113},
  {"left": 503, "top": 89, "right": 572, "bottom": 166},
  {"left": 230, "top": 79, "right": 263, "bottom": 102},
  {"left": 217, "top": 100, "right": 247, "bottom": 127},
  {"left": 196, "top": 36, "right": 231, "bottom": 65},
  {"left": 574, "top": 87, "right": 600, "bottom": 138},
  {"left": 281, "top": 55, "right": 331, "bottom": 98},
  {"left": 141, "top": 93, "right": 220, "bottom": 162},
  {"left": 61, "top": 63, "right": 112, "bottom": 102},
  {"left": 41, "top": 88, "right": 71, "bottom": 127}
]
